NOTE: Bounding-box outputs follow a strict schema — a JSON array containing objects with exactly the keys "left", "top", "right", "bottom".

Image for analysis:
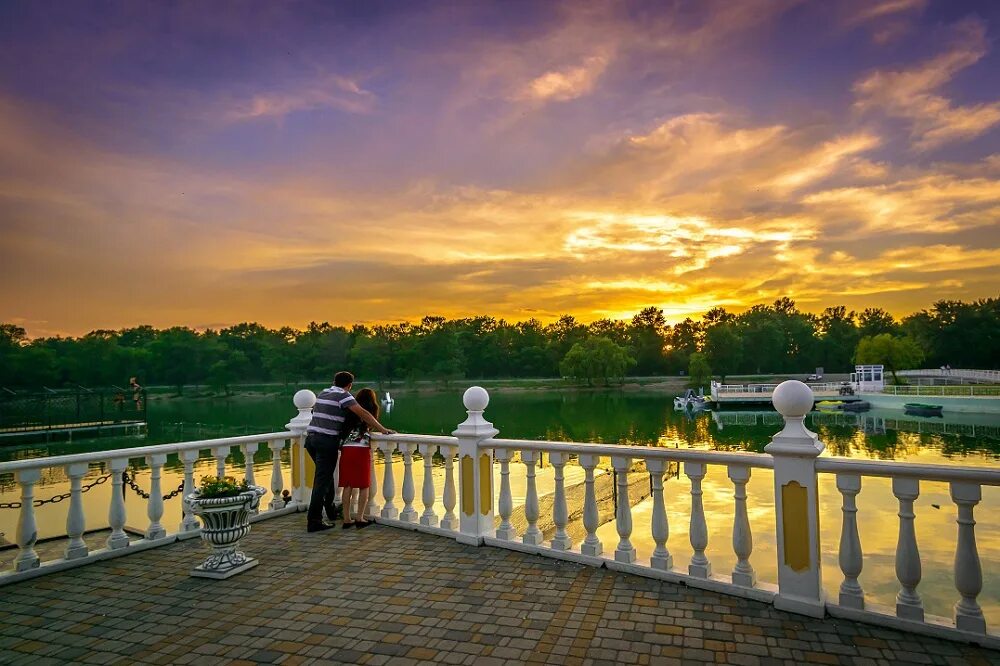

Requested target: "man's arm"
[{"left": 347, "top": 403, "right": 396, "bottom": 434}]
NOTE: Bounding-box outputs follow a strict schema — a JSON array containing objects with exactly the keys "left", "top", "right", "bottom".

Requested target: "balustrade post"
[
  {"left": 212, "top": 445, "right": 229, "bottom": 479},
  {"left": 453, "top": 387, "right": 498, "bottom": 546},
  {"left": 399, "top": 443, "right": 418, "bottom": 523},
  {"left": 366, "top": 441, "right": 380, "bottom": 520},
  {"left": 494, "top": 447, "right": 515, "bottom": 539},
  {"left": 267, "top": 440, "right": 285, "bottom": 511},
  {"left": 107, "top": 458, "right": 130, "bottom": 549},
  {"left": 521, "top": 450, "right": 543, "bottom": 546},
  {"left": 180, "top": 449, "right": 200, "bottom": 532},
  {"left": 579, "top": 454, "right": 602, "bottom": 556},
  {"left": 646, "top": 458, "right": 671, "bottom": 570},
  {"left": 837, "top": 474, "right": 864, "bottom": 609},
  {"left": 612, "top": 456, "right": 636, "bottom": 563},
  {"left": 440, "top": 444, "right": 458, "bottom": 530},
  {"left": 65, "top": 462, "right": 89, "bottom": 559},
  {"left": 241, "top": 443, "right": 257, "bottom": 487},
  {"left": 380, "top": 440, "right": 399, "bottom": 519},
  {"left": 728, "top": 464, "right": 754, "bottom": 586},
  {"left": 893, "top": 477, "right": 923, "bottom": 621},
  {"left": 418, "top": 443, "right": 439, "bottom": 527},
  {"left": 686, "top": 462, "right": 710, "bottom": 577},
  {"left": 145, "top": 453, "right": 167, "bottom": 540},
  {"left": 13, "top": 469, "right": 41, "bottom": 571},
  {"left": 950, "top": 482, "right": 985, "bottom": 633},
  {"left": 549, "top": 452, "right": 571, "bottom": 550},
  {"left": 765, "top": 380, "right": 825, "bottom": 617},
  {"left": 286, "top": 389, "right": 315, "bottom": 505}
]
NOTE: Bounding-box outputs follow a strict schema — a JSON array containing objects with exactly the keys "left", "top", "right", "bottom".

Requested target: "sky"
[{"left": 0, "top": 0, "right": 998, "bottom": 338}]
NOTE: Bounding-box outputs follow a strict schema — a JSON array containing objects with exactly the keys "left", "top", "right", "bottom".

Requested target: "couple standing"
[{"left": 305, "top": 371, "right": 395, "bottom": 532}]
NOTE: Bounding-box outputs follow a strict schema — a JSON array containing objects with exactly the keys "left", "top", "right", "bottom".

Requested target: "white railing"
[
  {"left": 898, "top": 369, "right": 1000, "bottom": 383},
  {"left": 0, "top": 426, "right": 309, "bottom": 585},
  {"left": 881, "top": 384, "right": 1000, "bottom": 397},
  {"left": 711, "top": 381, "right": 848, "bottom": 400}
]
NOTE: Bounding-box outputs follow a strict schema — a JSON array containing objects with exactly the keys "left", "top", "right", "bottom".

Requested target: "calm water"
[{"left": 2, "top": 388, "right": 1000, "bottom": 626}]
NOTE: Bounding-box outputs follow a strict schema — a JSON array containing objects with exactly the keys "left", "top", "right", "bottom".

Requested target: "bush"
[{"left": 196, "top": 475, "right": 251, "bottom": 499}]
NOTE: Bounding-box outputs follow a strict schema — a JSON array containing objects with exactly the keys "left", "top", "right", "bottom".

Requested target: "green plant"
[{"left": 196, "top": 475, "right": 251, "bottom": 499}]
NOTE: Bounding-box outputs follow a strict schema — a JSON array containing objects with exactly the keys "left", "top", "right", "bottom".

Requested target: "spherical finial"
[
  {"left": 463, "top": 386, "right": 490, "bottom": 412},
  {"left": 772, "top": 380, "right": 814, "bottom": 417},
  {"left": 293, "top": 389, "right": 317, "bottom": 410}
]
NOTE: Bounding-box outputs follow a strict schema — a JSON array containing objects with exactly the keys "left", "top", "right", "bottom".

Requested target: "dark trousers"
[{"left": 305, "top": 432, "right": 340, "bottom": 524}]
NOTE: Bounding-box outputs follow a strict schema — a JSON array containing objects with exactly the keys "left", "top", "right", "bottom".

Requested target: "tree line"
[{"left": 0, "top": 297, "right": 996, "bottom": 392}]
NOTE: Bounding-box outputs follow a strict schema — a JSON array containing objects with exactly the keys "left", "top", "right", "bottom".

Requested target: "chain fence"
[{"left": 0, "top": 469, "right": 186, "bottom": 510}]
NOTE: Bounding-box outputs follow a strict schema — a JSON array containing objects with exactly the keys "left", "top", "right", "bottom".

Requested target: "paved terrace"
[{"left": 0, "top": 515, "right": 996, "bottom": 666}]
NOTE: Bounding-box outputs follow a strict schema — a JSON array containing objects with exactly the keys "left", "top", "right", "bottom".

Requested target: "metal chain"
[
  {"left": 122, "top": 470, "right": 186, "bottom": 501},
  {"left": 0, "top": 472, "right": 113, "bottom": 510}
]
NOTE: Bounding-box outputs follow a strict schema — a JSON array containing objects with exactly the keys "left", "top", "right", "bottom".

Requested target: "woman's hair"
[{"left": 341, "top": 387, "right": 380, "bottom": 440}]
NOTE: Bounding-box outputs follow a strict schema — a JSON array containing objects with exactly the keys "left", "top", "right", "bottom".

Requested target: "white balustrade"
[
  {"left": 179, "top": 449, "right": 200, "bottom": 532},
  {"left": 549, "top": 452, "right": 571, "bottom": 551},
  {"left": 107, "top": 458, "right": 130, "bottom": 550},
  {"left": 646, "top": 458, "right": 671, "bottom": 570},
  {"left": 612, "top": 456, "right": 636, "bottom": 563},
  {"left": 728, "top": 465, "right": 754, "bottom": 587},
  {"left": 399, "top": 443, "right": 418, "bottom": 523},
  {"left": 893, "top": 477, "right": 923, "bottom": 621},
  {"left": 686, "top": 462, "right": 710, "bottom": 577},
  {"left": 579, "top": 454, "right": 603, "bottom": 557},
  {"left": 213, "top": 445, "right": 229, "bottom": 478},
  {"left": 439, "top": 444, "right": 458, "bottom": 530},
  {"left": 366, "top": 443, "right": 380, "bottom": 520},
  {"left": 13, "top": 469, "right": 41, "bottom": 571},
  {"left": 64, "top": 463, "right": 89, "bottom": 560},
  {"left": 951, "top": 482, "right": 985, "bottom": 633},
  {"left": 418, "top": 443, "right": 439, "bottom": 527},
  {"left": 380, "top": 441, "right": 399, "bottom": 519},
  {"left": 241, "top": 443, "right": 257, "bottom": 486},
  {"left": 495, "top": 447, "right": 516, "bottom": 540},
  {"left": 837, "top": 474, "right": 864, "bottom": 609},
  {"left": 145, "top": 453, "right": 167, "bottom": 540},
  {"left": 267, "top": 440, "right": 285, "bottom": 511},
  {"left": 522, "top": 450, "right": 542, "bottom": 546}
]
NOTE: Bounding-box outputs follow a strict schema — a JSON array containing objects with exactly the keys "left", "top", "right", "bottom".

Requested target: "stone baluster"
[
  {"left": 13, "top": 469, "right": 41, "bottom": 571},
  {"left": 522, "top": 450, "right": 543, "bottom": 545},
  {"left": 418, "top": 443, "right": 439, "bottom": 527},
  {"left": 893, "top": 477, "right": 923, "bottom": 621},
  {"left": 951, "top": 482, "right": 986, "bottom": 633},
  {"left": 550, "top": 452, "right": 571, "bottom": 550},
  {"left": 453, "top": 387, "right": 498, "bottom": 546},
  {"left": 837, "top": 474, "right": 864, "bottom": 609},
  {"left": 612, "top": 456, "right": 636, "bottom": 563},
  {"left": 399, "top": 443, "right": 418, "bottom": 523},
  {"left": 107, "top": 458, "right": 130, "bottom": 549},
  {"left": 494, "top": 448, "right": 515, "bottom": 539},
  {"left": 440, "top": 444, "right": 458, "bottom": 530},
  {"left": 645, "top": 458, "right": 671, "bottom": 569},
  {"left": 286, "top": 390, "right": 316, "bottom": 505},
  {"left": 729, "top": 465, "right": 755, "bottom": 587},
  {"left": 64, "top": 463, "right": 89, "bottom": 560},
  {"left": 579, "top": 454, "right": 602, "bottom": 556},
  {"left": 213, "top": 445, "right": 229, "bottom": 479},
  {"left": 179, "top": 449, "right": 200, "bottom": 532},
  {"left": 380, "top": 440, "right": 398, "bottom": 519},
  {"left": 366, "top": 440, "right": 380, "bottom": 520},
  {"left": 145, "top": 454, "right": 167, "bottom": 540},
  {"left": 241, "top": 443, "right": 257, "bottom": 486},
  {"left": 686, "top": 462, "right": 710, "bottom": 577},
  {"left": 267, "top": 439, "right": 285, "bottom": 511}
]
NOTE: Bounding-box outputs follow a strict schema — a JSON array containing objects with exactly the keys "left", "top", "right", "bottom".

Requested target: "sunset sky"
[{"left": 1, "top": 0, "right": 999, "bottom": 337}]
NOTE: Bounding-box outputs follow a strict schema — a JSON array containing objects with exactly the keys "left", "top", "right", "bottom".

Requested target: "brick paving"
[{"left": 0, "top": 515, "right": 996, "bottom": 665}]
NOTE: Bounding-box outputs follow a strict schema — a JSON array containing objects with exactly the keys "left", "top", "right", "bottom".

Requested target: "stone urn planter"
[{"left": 187, "top": 485, "right": 267, "bottom": 579}]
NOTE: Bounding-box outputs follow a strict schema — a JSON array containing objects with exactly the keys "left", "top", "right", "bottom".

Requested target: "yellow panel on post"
[
  {"left": 781, "top": 481, "right": 810, "bottom": 572},
  {"left": 461, "top": 454, "right": 474, "bottom": 516},
  {"left": 291, "top": 442, "right": 316, "bottom": 490},
  {"left": 479, "top": 453, "right": 492, "bottom": 515}
]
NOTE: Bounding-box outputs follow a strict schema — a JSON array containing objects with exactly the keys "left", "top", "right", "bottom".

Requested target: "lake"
[{"left": 3, "top": 386, "right": 1000, "bottom": 626}]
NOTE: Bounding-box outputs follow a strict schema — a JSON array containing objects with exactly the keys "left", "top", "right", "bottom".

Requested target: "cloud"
[
  {"left": 853, "top": 18, "right": 1000, "bottom": 150},
  {"left": 521, "top": 56, "right": 609, "bottom": 102},
  {"left": 224, "top": 74, "right": 376, "bottom": 121}
]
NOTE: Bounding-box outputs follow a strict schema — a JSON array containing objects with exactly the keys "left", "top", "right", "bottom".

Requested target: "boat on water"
[
  {"left": 904, "top": 403, "right": 943, "bottom": 417},
  {"left": 674, "top": 389, "right": 710, "bottom": 411},
  {"left": 839, "top": 401, "right": 871, "bottom": 412}
]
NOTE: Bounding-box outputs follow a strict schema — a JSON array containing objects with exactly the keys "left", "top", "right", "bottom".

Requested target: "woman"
[{"left": 338, "top": 387, "right": 379, "bottom": 528}]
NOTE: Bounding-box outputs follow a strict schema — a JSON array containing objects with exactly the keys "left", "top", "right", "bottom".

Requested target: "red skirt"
[{"left": 338, "top": 446, "right": 371, "bottom": 489}]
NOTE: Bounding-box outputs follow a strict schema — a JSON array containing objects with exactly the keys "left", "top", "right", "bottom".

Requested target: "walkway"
[{"left": 0, "top": 515, "right": 995, "bottom": 666}]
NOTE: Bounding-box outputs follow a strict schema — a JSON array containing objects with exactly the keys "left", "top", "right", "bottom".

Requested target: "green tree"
[
  {"left": 560, "top": 337, "right": 633, "bottom": 386},
  {"left": 688, "top": 352, "right": 712, "bottom": 390},
  {"left": 855, "top": 334, "right": 924, "bottom": 384},
  {"left": 704, "top": 323, "right": 742, "bottom": 382}
]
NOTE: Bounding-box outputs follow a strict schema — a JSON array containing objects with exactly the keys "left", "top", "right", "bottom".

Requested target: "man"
[{"left": 305, "top": 370, "right": 395, "bottom": 532}]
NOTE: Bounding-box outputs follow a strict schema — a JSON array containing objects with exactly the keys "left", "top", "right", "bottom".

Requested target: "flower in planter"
[{"left": 195, "top": 475, "right": 251, "bottom": 499}]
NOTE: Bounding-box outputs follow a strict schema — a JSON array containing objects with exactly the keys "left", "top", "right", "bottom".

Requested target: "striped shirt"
[{"left": 306, "top": 386, "right": 358, "bottom": 437}]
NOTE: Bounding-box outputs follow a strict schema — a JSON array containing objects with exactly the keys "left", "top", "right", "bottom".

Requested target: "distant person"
[
  {"left": 304, "top": 371, "right": 394, "bottom": 533},
  {"left": 338, "top": 388, "right": 379, "bottom": 529},
  {"left": 129, "top": 377, "right": 143, "bottom": 410}
]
